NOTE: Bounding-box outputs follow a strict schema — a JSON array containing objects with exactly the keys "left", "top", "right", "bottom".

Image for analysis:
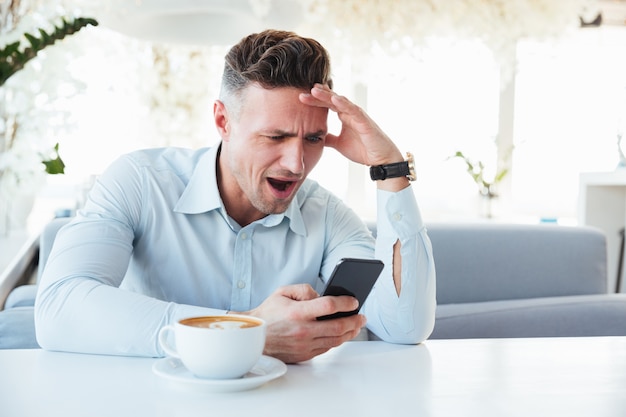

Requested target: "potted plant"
[
  {"left": 1, "top": 16, "right": 97, "bottom": 171},
  {"left": 449, "top": 150, "right": 510, "bottom": 218},
  {"left": 0, "top": 14, "right": 97, "bottom": 234}
]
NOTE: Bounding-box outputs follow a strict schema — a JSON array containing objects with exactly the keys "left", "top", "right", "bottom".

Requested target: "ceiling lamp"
[{"left": 91, "top": 0, "right": 304, "bottom": 45}]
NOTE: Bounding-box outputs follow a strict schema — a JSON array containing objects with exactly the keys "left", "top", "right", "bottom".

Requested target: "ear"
[{"left": 214, "top": 100, "right": 230, "bottom": 141}]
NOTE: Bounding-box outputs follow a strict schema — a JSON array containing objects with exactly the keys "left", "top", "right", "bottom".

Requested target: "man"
[{"left": 35, "top": 30, "right": 436, "bottom": 363}]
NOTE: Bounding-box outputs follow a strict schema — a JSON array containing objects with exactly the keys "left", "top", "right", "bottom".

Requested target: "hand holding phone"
[{"left": 316, "top": 258, "right": 384, "bottom": 320}]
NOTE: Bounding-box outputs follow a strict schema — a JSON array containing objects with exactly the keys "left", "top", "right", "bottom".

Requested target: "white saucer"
[{"left": 152, "top": 355, "right": 287, "bottom": 393}]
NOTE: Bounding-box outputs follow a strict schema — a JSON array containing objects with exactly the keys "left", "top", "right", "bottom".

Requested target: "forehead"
[
  {"left": 237, "top": 84, "right": 328, "bottom": 124},
  {"left": 239, "top": 84, "right": 302, "bottom": 107}
]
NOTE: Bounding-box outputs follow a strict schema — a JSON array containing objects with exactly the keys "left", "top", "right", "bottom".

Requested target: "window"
[{"left": 49, "top": 25, "right": 626, "bottom": 224}]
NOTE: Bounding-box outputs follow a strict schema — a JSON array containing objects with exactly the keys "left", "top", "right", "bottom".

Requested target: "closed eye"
[
  {"left": 264, "top": 130, "right": 292, "bottom": 141},
  {"left": 305, "top": 130, "right": 326, "bottom": 144},
  {"left": 264, "top": 130, "right": 325, "bottom": 143},
  {"left": 305, "top": 135, "right": 323, "bottom": 144}
]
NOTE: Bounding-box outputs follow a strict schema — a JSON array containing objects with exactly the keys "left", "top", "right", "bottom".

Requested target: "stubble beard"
[{"left": 233, "top": 171, "right": 297, "bottom": 217}]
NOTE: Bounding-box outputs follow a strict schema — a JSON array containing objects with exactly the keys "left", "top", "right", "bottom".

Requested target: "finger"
[
  {"left": 299, "top": 91, "right": 336, "bottom": 111},
  {"left": 313, "top": 295, "right": 360, "bottom": 317},
  {"left": 329, "top": 93, "right": 356, "bottom": 114},
  {"left": 319, "top": 313, "right": 367, "bottom": 334},
  {"left": 285, "top": 294, "right": 360, "bottom": 321},
  {"left": 311, "top": 85, "right": 348, "bottom": 111},
  {"left": 312, "top": 85, "right": 359, "bottom": 114},
  {"left": 313, "top": 315, "right": 367, "bottom": 345},
  {"left": 300, "top": 84, "right": 347, "bottom": 111},
  {"left": 277, "top": 283, "right": 319, "bottom": 301}
]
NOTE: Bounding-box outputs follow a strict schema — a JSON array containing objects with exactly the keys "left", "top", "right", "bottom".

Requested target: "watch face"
[{"left": 406, "top": 152, "right": 416, "bottom": 181}]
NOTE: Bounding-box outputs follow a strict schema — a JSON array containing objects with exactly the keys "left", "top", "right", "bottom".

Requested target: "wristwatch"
[{"left": 369, "top": 152, "right": 416, "bottom": 181}]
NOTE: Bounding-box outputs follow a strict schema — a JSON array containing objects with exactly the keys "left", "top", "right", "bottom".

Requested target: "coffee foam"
[
  {"left": 181, "top": 316, "right": 260, "bottom": 329},
  {"left": 208, "top": 321, "right": 248, "bottom": 330}
]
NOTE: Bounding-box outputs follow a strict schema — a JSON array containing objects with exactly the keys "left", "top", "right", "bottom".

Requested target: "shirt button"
[
  {"left": 237, "top": 280, "right": 246, "bottom": 289},
  {"left": 393, "top": 212, "right": 403, "bottom": 221},
  {"left": 240, "top": 232, "right": 248, "bottom": 240}
]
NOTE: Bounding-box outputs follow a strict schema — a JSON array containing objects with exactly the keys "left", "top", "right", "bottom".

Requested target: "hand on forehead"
[{"left": 300, "top": 84, "right": 339, "bottom": 111}]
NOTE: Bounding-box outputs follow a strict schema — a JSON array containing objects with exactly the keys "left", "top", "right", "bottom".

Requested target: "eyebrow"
[{"left": 267, "top": 129, "right": 327, "bottom": 138}]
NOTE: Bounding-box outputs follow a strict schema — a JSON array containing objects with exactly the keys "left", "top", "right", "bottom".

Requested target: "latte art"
[
  {"left": 209, "top": 321, "right": 248, "bottom": 330},
  {"left": 180, "top": 316, "right": 261, "bottom": 329}
]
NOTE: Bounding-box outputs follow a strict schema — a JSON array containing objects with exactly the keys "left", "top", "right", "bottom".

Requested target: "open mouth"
[{"left": 267, "top": 178, "right": 297, "bottom": 197}]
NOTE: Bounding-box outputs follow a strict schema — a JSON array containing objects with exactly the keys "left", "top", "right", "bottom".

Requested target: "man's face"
[{"left": 217, "top": 84, "right": 329, "bottom": 223}]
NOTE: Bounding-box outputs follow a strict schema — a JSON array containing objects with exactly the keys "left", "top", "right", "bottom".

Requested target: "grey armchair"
[{"left": 0, "top": 217, "right": 70, "bottom": 349}]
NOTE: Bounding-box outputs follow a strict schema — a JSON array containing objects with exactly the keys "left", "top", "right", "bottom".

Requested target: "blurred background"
[{"left": 2, "top": 0, "right": 625, "bottom": 225}]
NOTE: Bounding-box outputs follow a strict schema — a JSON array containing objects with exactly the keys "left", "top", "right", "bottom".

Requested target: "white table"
[{"left": 1, "top": 338, "right": 626, "bottom": 417}]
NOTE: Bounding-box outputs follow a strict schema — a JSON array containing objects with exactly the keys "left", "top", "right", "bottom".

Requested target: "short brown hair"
[{"left": 220, "top": 30, "right": 333, "bottom": 103}]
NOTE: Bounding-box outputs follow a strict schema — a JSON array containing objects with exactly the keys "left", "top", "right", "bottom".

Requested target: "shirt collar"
[
  {"left": 174, "top": 143, "right": 307, "bottom": 236},
  {"left": 174, "top": 144, "right": 222, "bottom": 214},
  {"left": 259, "top": 193, "right": 307, "bottom": 236}
]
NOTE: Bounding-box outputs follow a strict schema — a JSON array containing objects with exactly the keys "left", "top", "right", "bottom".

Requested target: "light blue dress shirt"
[{"left": 35, "top": 144, "right": 436, "bottom": 356}]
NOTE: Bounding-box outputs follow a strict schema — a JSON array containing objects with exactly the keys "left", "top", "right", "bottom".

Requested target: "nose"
[{"left": 280, "top": 138, "right": 305, "bottom": 176}]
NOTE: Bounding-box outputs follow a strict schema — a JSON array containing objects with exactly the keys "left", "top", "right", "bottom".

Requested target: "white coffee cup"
[{"left": 158, "top": 315, "right": 266, "bottom": 379}]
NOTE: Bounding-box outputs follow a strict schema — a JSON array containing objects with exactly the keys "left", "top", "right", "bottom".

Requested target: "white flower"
[
  {"left": 140, "top": 43, "right": 225, "bottom": 148},
  {"left": 0, "top": 135, "right": 46, "bottom": 198},
  {"left": 1, "top": 2, "right": 92, "bottom": 204}
]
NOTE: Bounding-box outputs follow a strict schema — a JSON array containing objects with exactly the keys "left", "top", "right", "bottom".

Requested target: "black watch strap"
[{"left": 369, "top": 152, "right": 416, "bottom": 181}]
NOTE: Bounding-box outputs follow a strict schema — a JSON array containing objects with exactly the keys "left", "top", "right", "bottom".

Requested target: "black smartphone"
[{"left": 316, "top": 258, "right": 385, "bottom": 320}]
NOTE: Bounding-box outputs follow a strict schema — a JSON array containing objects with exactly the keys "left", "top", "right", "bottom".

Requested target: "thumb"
[{"left": 324, "top": 133, "right": 340, "bottom": 150}]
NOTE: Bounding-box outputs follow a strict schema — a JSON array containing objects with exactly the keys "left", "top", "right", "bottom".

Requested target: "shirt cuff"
[{"left": 376, "top": 186, "right": 424, "bottom": 240}]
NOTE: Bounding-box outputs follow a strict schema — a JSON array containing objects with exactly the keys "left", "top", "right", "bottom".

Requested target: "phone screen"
[{"left": 316, "top": 258, "right": 384, "bottom": 320}]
